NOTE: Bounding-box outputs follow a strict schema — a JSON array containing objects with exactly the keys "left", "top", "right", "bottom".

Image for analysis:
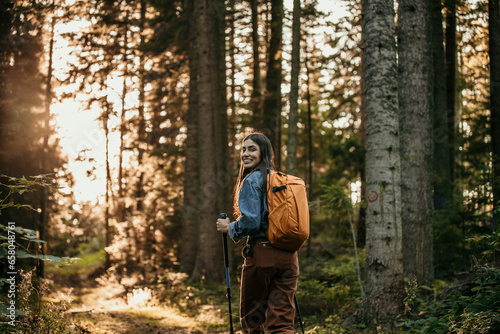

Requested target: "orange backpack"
[{"left": 265, "top": 170, "right": 310, "bottom": 251}]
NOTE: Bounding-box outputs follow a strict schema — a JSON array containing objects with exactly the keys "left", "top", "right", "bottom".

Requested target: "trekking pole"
[
  {"left": 220, "top": 213, "right": 234, "bottom": 334},
  {"left": 294, "top": 294, "right": 305, "bottom": 334}
]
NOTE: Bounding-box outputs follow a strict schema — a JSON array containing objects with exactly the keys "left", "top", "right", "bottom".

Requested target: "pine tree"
[
  {"left": 262, "top": 0, "right": 283, "bottom": 168},
  {"left": 431, "top": 0, "right": 452, "bottom": 210},
  {"left": 180, "top": 0, "right": 200, "bottom": 275},
  {"left": 490, "top": 0, "right": 500, "bottom": 224},
  {"left": 398, "top": 0, "right": 434, "bottom": 285},
  {"left": 445, "top": 0, "right": 457, "bottom": 184},
  {"left": 360, "top": 0, "right": 404, "bottom": 322},
  {"left": 190, "top": 0, "right": 229, "bottom": 281},
  {"left": 250, "top": 0, "right": 264, "bottom": 122},
  {"left": 286, "top": 0, "right": 301, "bottom": 175}
]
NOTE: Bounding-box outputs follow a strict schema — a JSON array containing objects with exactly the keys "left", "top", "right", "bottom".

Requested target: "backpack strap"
[
  {"left": 263, "top": 169, "right": 273, "bottom": 222},
  {"left": 245, "top": 170, "right": 274, "bottom": 257}
]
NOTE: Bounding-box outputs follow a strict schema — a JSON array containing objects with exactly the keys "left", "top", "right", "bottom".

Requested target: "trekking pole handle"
[{"left": 220, "top": 213, "right": 229, "bottom": 268}]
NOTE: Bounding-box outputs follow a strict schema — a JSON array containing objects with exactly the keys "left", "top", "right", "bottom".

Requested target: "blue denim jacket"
[{"left": 228, "top": 170, "right": 269, "bottom": 243}]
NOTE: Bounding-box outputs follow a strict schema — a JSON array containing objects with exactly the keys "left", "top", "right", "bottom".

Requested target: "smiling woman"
[{"left": 241, "top": 138, "right": 262, "bottom": 170}]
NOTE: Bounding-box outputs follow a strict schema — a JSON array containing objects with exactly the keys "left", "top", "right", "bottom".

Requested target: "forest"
[{"left": 0, "top": 0, "right": 499, "bottom": 332}]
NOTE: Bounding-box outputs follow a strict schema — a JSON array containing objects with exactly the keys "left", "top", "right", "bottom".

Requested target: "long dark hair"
[{"left": 233, "top": 132, "right": 276, "bottom": 218}]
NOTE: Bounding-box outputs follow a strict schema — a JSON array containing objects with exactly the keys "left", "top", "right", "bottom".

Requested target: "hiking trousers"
[{"left": 240, "top": 239, "right": 299, "bottom": 334}]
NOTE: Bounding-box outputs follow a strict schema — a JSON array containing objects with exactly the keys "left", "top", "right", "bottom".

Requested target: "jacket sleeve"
[{"left": 228, "top": 176, "right": 263, "bottom": 243}]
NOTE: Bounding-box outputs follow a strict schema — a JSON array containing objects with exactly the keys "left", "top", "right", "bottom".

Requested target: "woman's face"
[{"left": 241, "top": 138, "right": 262, "bottom": 170}]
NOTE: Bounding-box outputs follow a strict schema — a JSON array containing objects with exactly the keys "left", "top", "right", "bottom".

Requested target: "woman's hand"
[{"left": 216, "top": 217, "right": 230, "bottom": 233}]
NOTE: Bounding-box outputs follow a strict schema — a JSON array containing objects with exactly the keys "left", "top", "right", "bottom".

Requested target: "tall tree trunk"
[
  {"left": 286, "top": 0, "right": 301, "bottom": 175},
  {"left": 490, "top": 0, "right": 500, "bottom": 261},
  {"left": 306, "top": 60, "right": 312, "bottom": 199},
  {"left": 137, "top": 0, "right": 154, "bottom": 279},
  {"left": 360, "top": 0, "right": 403, "bottom": 323},
  {"left": 136, "top": 0, "right": 146, "bottom": 213},
  {"left": 215, "top": 0, "right": 230, "bottom": 216},
  {"left": 118, "top": 24, "right": 129, "bottom": 224},
  {"left": 358, "top": 47, "right": 366, "bottom": 248},
  {"left": 104, "top": 100, "right": 112, "bottom": 269},
  {"left": 431, "top": 0, "right": 452, "bottom": 210},
  {"left": 251, "top": 0, "right": 263, "bottom": 121},
  {"left": 191, "top": 0, "right": 227, "bottom": 281},
  {"left": 228, "top": 0, "right": 238, "bottom": 174},
  {"left": 445, "top": 0, "right": 457, "bottom": 186},
  {"left": 398, "top": 0, "right": 434, "bottom": 285},
  {"left": 38, "top": 16, "right": 55, "bottom": 279},
  {"left": 214, "top": 0, "right": 229, "bottom": 208},
  {"left": 263, "top": 0, "right": 283, "bottom": 169},
  {"left": 180, "top": 0, "right": 200, "bottom": 275},
  {"left": 305, "top": 42, "right": 313, "bottom": 255}
]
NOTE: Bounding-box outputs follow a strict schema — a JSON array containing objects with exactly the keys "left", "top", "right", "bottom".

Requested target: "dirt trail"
[{"left": 49, "top": 273, "right": 227, "bottom": 334}]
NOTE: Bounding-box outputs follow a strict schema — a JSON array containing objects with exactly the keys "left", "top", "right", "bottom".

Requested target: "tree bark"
[
  {"left": 445, "top": 0, "right": 457, "bottom": 185},
  {"left": 263, "top": 0, "right": 283, "bottom": 169},
  {"left": 181, "top": 0, "right": 200, "bottom": 275},
  {"left": 38, "top": 16, "right": 56, "bottom": 278},
  {"left": 431, "top": 0, "right": 452, "bottom": 210},
  {"left": 214, "top": 0, "right": 229, "bottom": 212},
  {"left": 118, "top": 75, "right": 127, "bottom": 222},
  {"left": 361, "top": 0, "right": 404, "bottom": 323},
  {"left": 104, "top": 99, "right": 112, "bottom": 269},
  {"left": 190, "top": 0, "right": 227, "bottom": 281},
  {"left": 304, "top": 44, "right": 314, "bottom": 255},
  {"left": 398, "top": 0, "right": 434, "bottom": 285},
  {"left": 358, "top": 48, "right": 366, "bottom": 248},
  {"left": 228, "top": 0, "right": 238, "bottom": 174},
  {"left": 490, "top": 0, "right": 500, "bottom": 260},
  {"left": 286, "top": 0, "right": 301, "bottom": 175},
  {"left": 135, "top": 0, "right": 147, "bottom": 213},
  {"left": 250, "top": 0, "right": 263, "bottom": 121}
]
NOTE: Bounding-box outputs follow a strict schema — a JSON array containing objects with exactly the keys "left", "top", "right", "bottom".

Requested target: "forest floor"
[{"left": 46, "top": 259, "right": 228, "bottom": 333}]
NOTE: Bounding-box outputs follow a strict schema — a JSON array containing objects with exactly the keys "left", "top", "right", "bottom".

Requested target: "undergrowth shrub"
[
  {"left": 0, "top": 270, "right": 86, "bottom": 333},
  {"left": 397, "top": 265, "right": 500, "bottom": 333},
  {"left": 297, "top": 246, "right": 364, "bottom": 329}
]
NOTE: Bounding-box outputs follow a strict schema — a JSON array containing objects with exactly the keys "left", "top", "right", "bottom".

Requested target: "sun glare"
[
  {"left": 50, "top": 14, "right": 141, "bottom": 204},
  {"left": 48, "top": 14, "right": 111, "bottom": 204},
  {"left": 52, "top": 100, "right": 107, "bottom": 203}
]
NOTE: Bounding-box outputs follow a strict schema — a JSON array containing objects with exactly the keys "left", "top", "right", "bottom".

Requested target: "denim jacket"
[{"left": 228, "top": 170, "right": 269, "bottom": 243}]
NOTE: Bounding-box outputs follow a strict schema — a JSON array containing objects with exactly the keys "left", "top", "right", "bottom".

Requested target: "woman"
[{"left": 216, "top": 132, "right": 299, "bottom": 333}]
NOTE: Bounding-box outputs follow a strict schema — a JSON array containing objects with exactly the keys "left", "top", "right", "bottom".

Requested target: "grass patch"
[{"left": 47, "top": 249, "right": 105, "bottom": 275}]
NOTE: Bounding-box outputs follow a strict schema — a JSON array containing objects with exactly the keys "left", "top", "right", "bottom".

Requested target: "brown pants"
[{"left": 240, "top": 239, "right": 299, "bottom": 334}]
